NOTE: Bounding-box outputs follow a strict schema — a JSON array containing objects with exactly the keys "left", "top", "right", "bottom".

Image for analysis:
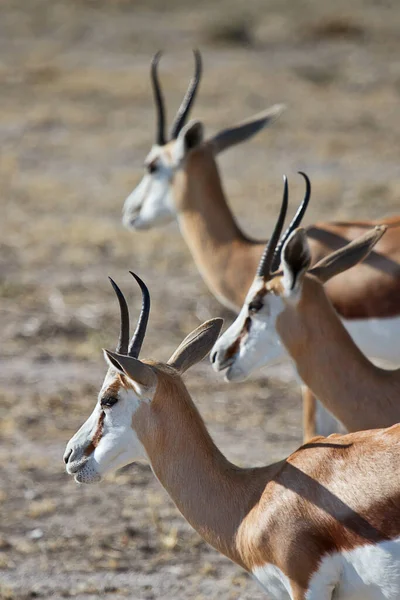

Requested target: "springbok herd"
[{"left": 64, "top": 52, "right": 400, "bottom": 599}]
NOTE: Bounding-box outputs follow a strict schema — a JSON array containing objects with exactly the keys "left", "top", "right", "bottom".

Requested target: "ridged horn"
[
  {"left": 271, "top": 172, "right": 311, "bottom": 272},
  {"left": 257, "top": 176, "right": 289, "bottom": 277},
  {"left": 170, "top": 49, "right": 202, "bottom": 139},
  {"left": 128, "top": 272, "right": 151, "bottom": 358},
  {"left": 109, "top": 277, "right": 130, "bottom": 355},
  {"left": 151, "top": 51, "right": 166, "bottom": 146}
]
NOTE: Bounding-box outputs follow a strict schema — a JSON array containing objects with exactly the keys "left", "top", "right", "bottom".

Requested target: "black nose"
[
  {"left": 210, "top": 350, "right": 217, "bottom": 364},
  {"left": 64, "top": 449, "right": 73, "bottom": 464}
]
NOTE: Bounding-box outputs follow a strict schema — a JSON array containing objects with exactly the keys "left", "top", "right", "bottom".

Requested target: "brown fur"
[
  {"left": 168, "top": 143, "right": 400, "bottom": 441},
  {"left": 273, "top": 274, "right": 400, "bottom": 432},
  {"left": 116, "top": 363, "right": 400, "bottom": 597},
  {"left": 302, "top": 386, "right": 317, "bottom": 440},
  {"left": 169, "top": 142, "right": 400, "bottom": 318}
]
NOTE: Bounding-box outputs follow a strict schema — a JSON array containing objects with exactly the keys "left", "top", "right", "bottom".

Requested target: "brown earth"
[{"left": 1, "top": 0, "right": 400, "bottom": 598}]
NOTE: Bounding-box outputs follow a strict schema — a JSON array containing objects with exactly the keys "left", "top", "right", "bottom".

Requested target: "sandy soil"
[{"left": 1, "top": 0, "right": 400, "bottom": 598}]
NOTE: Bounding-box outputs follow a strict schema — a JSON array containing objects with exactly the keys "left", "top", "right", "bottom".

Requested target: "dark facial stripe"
[
  {"left": 226, "top": 317, "right": 252, "bottom": 359},
  {"left": 84, "top": 411, "right": 106, "bottom": 456}
]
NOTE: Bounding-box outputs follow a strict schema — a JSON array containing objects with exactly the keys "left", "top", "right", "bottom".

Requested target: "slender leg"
[
  {"left": 302, "top": 386, "right": 346, "bottom": 442},
  {"left": 302, "top": 386, "right": 316, "bottom": 442}
]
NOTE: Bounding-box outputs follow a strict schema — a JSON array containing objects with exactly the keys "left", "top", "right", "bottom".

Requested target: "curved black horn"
[
  {"left": 257, "top": 176, "right": 289, "bottom": 278},
  {"left": 128, "top": 272, "right": 151, "bottom": 358},
  {"left": 151, "top": 51, "right": 166, "bottom": 146},
  {"left": 170, "top": 49, "right": 202, "bottom": 140},
  {"left": 109, "top": 277, "right": 130, "bottom": 355},
  {"left": 271, "top": 171, "right": 311, "bottom": 272}
]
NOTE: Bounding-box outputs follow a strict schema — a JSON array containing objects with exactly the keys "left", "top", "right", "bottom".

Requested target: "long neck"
[
  {"left": 133, "top": 369, "right": 268, "bottom": 567},
  {"left": 276, "top": 277, "right": 400, "bottom": 432},
  {"left": 173, "top": 145, "right": 264, "bottom": 311}
]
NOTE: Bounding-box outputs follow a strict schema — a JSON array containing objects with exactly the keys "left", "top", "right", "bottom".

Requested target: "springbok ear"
[
  {"left": 174, "top": 120, "right": 204, "bottom": 163},
  {"left": 103, "top": 350, "right": 157, "bottom": 398},
  {"left": 168, "top": 318, "right": 223, "bottom": 374},
  {"left": 210, "top": 105, "right": 285, "bottom": 155},
  {"left": 281, "top": 228, "right": 311, "bottom": 295},
  {"left": 309, "top": 225, "right": 386, "bottom": 284}
]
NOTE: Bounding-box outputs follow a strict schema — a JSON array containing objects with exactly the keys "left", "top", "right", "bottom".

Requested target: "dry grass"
[{"left": 1, "top": 0, "right": 400, "bottom": 598}]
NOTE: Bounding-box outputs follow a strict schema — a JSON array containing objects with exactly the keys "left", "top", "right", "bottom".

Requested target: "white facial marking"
[
  {"left": 122, "top": 145, "right": 176, "bottom": 230},
  {"left": 64, "top": 369, "right": 147, "bottom": 484},
  {"left": 211, "top": 277, "right": 286, "bottom": 382}
]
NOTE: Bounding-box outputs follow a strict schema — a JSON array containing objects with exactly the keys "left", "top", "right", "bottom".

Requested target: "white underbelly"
[
  {"left": 253, "top": 537, "right": 400, "bottom": 599},
  {"left": 343, "top": 316, "right": 400, "bottom": 366}
]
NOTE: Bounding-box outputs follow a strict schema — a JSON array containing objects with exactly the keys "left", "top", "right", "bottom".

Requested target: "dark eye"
[
  {"left": 101, "top": 396, "right": 118, "bottom": 409},
  {"left": 248, "top": 298, "right": 263, "bottom": 313},
  {"left": 147, "top": 161, "right": 158, "bottom": 174}
]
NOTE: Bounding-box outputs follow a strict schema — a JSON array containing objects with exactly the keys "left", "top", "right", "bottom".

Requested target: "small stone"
[{"left": 28, "top": 528, "right": 44, "bottom": 540}]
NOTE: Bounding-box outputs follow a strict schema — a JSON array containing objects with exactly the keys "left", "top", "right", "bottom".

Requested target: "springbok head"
[
  {"left": 211, "top": 175, "right": 386, "bottom": 382},
  {"left": 64, "top": 273, "right": 222, "bottom": 484},
  {"left": 123, "top": 50, "right": 284, "bottom": 230}
]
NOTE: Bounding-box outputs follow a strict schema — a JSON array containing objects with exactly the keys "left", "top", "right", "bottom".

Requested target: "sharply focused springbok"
[
  {"left": 64, "top": 274, "right": 400, "bottom": 599},
  {"left": 211, "top": 177, "right": 400, "bottom": 436},
  {"left": 123, "top": 51, "right": 400, "bottom": 438}
]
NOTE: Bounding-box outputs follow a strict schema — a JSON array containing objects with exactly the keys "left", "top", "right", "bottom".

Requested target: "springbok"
[
  {"left": 211, "top": 177, "right": 400, "bottom": 436},
  {"left": 123, "top": 51, "right": 400, "bottom": 439},
  {"left": 64, "top": 273, "right": 400, "bottom": 599}
]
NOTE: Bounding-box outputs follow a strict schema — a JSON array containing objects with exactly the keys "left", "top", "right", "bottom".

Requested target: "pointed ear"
[
  {"left": 173, "top": 120, "right": 204, "bottom": 163},
  {"left": 168, "top": 318, "right": 223, "bottom": 374},
  {"left": 209, "top": 105, "right": 285, "bottom": 155},
  {"left": 103, "top": 350, "right": 157, "bottom": 398},
  {"left": 309, "top": 225, "right": 386, "bottom": 284},
  {"left": 281, "top": 228, "right": 311, "bottom": 295}
]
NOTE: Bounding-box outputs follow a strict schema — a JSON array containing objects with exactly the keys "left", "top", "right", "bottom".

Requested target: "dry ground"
[{"left": 1, "top": 0, "right": 400, "bottom": 598}]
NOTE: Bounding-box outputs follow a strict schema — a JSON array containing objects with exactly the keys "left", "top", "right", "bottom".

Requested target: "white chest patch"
[{"left": 252, "top": 537, "right": 400, "bottom": 599}]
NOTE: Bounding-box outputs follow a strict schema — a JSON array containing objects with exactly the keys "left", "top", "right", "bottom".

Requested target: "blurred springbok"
[
  {"left": 122, "top": 51, "right": 400, "bottom": 439},
  {"left": 211, "top": 177, "right": 400, "bottom": 435},
  {"left": 64, "top": 274, "right": 400, "bottom": 600}
]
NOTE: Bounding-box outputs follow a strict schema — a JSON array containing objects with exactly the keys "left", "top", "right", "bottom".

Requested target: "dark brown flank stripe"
[{"left": 84, "top": 411, "right": 106, "bottom": 456}]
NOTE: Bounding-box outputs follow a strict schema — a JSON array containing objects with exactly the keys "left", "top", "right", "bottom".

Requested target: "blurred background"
[{"left": 1, "top": 0, "right": 400, "bottom": 598}]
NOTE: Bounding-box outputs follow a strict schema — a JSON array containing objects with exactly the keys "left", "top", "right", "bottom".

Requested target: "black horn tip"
[
  {"left": 109, "top": 276, "right": 130, "bottom": 355},
  {"left": 297, "top": 171, "right": 311, "bottom": 203},
  {"left": 109, "top": 276, "right": 123, "bottom": 297},
  {"left": 152, "top": 50, "right": 163, "bottom": 65},
  {"left": 127, "top": 271, "right": 151, "bottom": 358},
  {"left": 192, "top": 48, "right": 202, "bottom": 68},
  {"left": 282, "top": 174, "right": 289, "bottom": 201},
  {"left": 297, "top": 171, "right": 311, "bottom": 187},
  {"left": 129, "top": 271, "right": 148, "bottom": 292}
]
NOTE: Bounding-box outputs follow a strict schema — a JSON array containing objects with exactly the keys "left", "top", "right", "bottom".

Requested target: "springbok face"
[
  {"left": 64, "top": 271, "right": 223, "bottom": 484},
  {"left": 212, "top": 175, "right": 387, "bottom": 383},
  {"left": 123, "top": 50, "right": 202, "bottom": 231},
  {"left": 123, "top": 50, "right": 285, "bottom": 231},
  {"left": 211, "top": 276, "right": 287, "bottom": 381},
  {"left": 63, "top": 367, "right": 150, "bottom": 483},
  {"left": 64, "top": 273, "right": 156, "bottom": 483},
  {"left": 123, "top": 144, "right": 175, "bottom": 230},
  {"left": 123, "top": 123, "right": 203, "bottom": 230},
  {"left": 211, "top": 174, "right": 312, "bottom": 382}
]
